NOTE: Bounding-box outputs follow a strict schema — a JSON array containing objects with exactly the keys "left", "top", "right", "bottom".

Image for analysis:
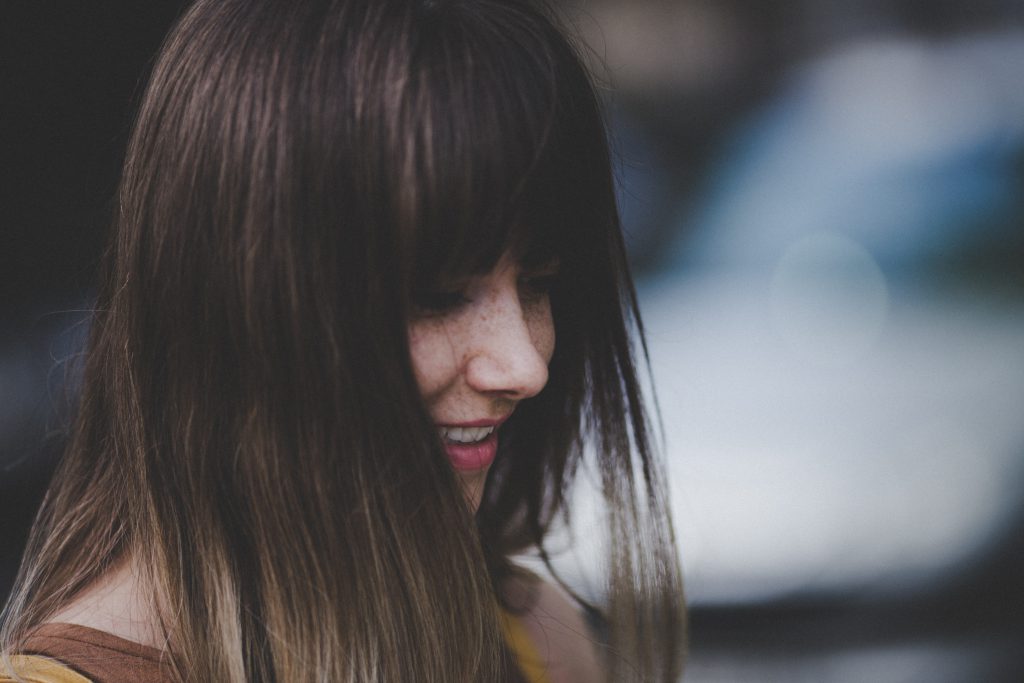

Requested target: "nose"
[{"left": 463, "top": 288, "right": 551, "bottom": 401}]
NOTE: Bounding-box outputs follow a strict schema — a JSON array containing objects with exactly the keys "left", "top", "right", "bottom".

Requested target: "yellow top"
[
  {"left": 0, "top": 612, "right": 551, "bottom": 683},
  {"left": 500, "top": 609, "right": 552, "bottom": 683},
  {"left": 1, "top": 655, "right": 91, "bottom": 683}
]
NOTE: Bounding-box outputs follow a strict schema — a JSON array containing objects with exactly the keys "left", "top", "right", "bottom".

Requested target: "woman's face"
[{"left": 408, "top": 253, "right": 557, "bottom": 511}]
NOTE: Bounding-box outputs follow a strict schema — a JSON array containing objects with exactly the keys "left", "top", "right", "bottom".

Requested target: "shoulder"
[
  {"left": 12, "top": 623, "right": 169, "bottom": 683},
  {"left": 506, "top": 574, "right": 606, "bottom": 683}
]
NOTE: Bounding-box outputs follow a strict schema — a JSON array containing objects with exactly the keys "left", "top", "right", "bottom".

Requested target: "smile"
[
  {"left": 437, "top": 423, "right": 501, "bottom": 471},
  {"left": 439, "top": 425, "right": 496, "bottom": 444}
]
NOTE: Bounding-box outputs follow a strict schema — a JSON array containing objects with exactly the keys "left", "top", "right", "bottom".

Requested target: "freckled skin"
[{"left": 407, "top": 254, "right": 555, "bottom": 511}]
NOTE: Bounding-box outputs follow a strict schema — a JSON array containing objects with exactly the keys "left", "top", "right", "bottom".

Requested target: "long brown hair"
[{"left": 2, "top": 1, "right": 685, "bottom": 680}]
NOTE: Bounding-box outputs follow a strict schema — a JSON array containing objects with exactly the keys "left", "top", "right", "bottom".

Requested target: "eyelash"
[
  {"left": 414, "top": 275, "right": 557, "bottom": 314},
  {"left": 415, "top": 290, "right": 472, "bottom": 313},
  {"left": 520, "top": 274, "right": 558, "bottom": 301}
]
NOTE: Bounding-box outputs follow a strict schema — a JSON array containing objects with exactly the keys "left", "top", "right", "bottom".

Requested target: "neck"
[{"left": 45, "top": 556, "right": 166, "bottom": 650}]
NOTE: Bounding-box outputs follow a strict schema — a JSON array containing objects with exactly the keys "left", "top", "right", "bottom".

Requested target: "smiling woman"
[
  {"left": 409, "top": 255, "right": 557, "bottom": 508},
  {"left": 0, "top": 1, "right": 685, "bottom": 682}
]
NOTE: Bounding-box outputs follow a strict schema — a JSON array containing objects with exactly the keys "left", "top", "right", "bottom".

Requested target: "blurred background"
[{"left": 3, "top": 2, "right": 1023, "bottom": 681}]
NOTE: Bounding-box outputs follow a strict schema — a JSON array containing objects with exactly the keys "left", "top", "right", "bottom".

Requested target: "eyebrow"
[
  {"left": 521, "top": 258, "right": 561, "bottom": 275},
  {"left": 516, "top": 240, "right": 560, "bottom": 269}
]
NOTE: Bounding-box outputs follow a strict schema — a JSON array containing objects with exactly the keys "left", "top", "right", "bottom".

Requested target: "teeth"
[{"left": 440, "top": 425, "right": 495, "bottom": 444}]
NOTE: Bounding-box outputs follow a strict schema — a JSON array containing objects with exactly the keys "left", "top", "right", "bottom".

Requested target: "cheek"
[
  {"left": 407, "top": 319, "right": 460, "bottom": 400},
  {"left": 530, "top": 299, "right": 556, "bottom": 365}
]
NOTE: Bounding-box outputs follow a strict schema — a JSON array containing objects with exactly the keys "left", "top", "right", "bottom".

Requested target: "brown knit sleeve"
[{"left": 20, "top": 624, "right": 173, "bottom": 683}]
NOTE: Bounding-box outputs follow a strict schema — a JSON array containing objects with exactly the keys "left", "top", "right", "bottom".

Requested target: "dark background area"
[{"left": 2, "top": 0, "right": 190, "bottom": 600}]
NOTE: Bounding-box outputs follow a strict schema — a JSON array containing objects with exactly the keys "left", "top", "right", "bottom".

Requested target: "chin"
[{"left": 458, "top": 468, "right": 490, "bottom": 513}]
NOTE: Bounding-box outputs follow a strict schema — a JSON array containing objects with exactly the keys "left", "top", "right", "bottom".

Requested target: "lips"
[
  {"left": 436, "top": 413, "right": 510, "bottom": 471},
  {"left": 442, "top": 429, "right": 499, "bottom": 471}
]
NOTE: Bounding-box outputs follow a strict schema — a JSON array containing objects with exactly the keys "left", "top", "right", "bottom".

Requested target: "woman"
[{"left": 1, "top": 0, "right": 685, "bottom": 681}]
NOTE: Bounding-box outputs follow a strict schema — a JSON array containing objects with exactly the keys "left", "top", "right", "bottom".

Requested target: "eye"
[
  {"left": 412, "top": 289, "right": 471, "bottom": 315},
  {"left": 519, "top": 272, "right": 558, "bottom": 303}
]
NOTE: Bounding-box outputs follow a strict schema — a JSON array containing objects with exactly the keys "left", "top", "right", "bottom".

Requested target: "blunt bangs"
[{"left": 375, "top": 0, "right": 609, "bottom": 294}]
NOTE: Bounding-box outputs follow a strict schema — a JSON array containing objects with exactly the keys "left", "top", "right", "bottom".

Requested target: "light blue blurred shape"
[
  {"left": 675, "top": 31, "right": 1024, "bottom": 270},
  {"left": 548, "top": 31, "right": 1024, "bottom": 609}
]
